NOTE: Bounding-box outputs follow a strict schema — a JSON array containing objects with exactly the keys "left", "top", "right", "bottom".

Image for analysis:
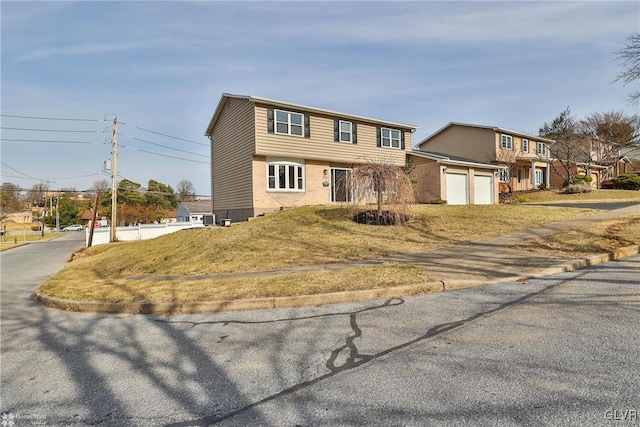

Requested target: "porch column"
[
  {"left": 546, "top": 162, "right": 551, "bottom": 187},
  {"left": 530, "top": 160, "right": 536, "bottom": 190}
]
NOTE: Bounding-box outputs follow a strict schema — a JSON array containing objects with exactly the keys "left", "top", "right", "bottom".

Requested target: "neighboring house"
[
  {"left": 619, "top": 145, "right": 640, "bottom": 175},
  {"left": 408, "top": 151, "right": 502, "bottom": 205},
  {"left": 204, "top": 94, "right": 418, "bottom": 222},
  {"left": 176, "top": 201, "right": 212, "bottom": 222},
  {"left": 417, "top": 123, "right": 558, "bottom": 192}
]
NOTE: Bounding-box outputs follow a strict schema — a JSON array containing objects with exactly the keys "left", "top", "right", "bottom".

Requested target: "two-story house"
[
  {"left": 204, "top": 94, "right": 419, "bottom": 222},
  {"left": 417, "top": 123, "right": 554, "bottom": 192}
]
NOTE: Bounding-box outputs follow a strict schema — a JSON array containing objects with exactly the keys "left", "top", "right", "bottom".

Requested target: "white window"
[
  {"left": 499, "top": 167, "right": 510, "bottom": 182},
  {"left": 537, "top": 142, "right": 548, "bottom": 157},
  {"left": 381, "top": 127, "right": 401, "bottom": 149},
  {"left": 522, "top": 138, "right": 529, "bottom": 153},
  {"left": 275, "top": 110, "right": 303, "bottom": 137},
  {"left": 339, "top": 120, "right": 352, "bottom": 143},
  {"left": 500, "top": 134, "right": 513, "bottom": 150},
  {"left": 535, "top": 169, "right": 544, "bottom": 185},
  {"left": 267, "top": 160, "right": 304, "bottom": 191}
]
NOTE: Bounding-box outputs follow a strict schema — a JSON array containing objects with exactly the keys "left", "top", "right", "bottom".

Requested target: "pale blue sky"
[{"left": 2, "top": 1, "right": 638, "bottom": 197}]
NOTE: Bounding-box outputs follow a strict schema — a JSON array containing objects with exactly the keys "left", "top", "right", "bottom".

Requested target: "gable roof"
[
  {"left": 420, "top": 122, "right": 556, "bottom": 146},
  {"left": 410, "top": 149, "right": 503, "bottom": 170},
  {"left": 177, "top": 201, "right": 211, "bottom": 214},
  {"left": 205, "top": 93, "right": 418, "bottom": 136}
]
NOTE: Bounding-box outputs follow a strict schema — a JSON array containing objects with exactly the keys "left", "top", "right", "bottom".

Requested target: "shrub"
[
  {"left": 584, "top": 175, "right": 593, "bottom": 183},
  {"left": 611, "top": 174, "right": 640, "bottom": 190},
  {"left": 601, "top": 180, "right": 614, "bottom": 189},
  {"left": 562, "top": 184, "right": 592, "bottom": 194},
  {"left": 428, "top": 198, "right": 447, "bottom": 205}
]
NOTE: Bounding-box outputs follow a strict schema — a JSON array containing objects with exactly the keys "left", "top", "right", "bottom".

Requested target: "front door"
[{"left": 331, "top": 168, "right": 352, "bottom": 202}]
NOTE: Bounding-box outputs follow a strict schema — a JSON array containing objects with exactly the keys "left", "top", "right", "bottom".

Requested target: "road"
[{"left": 1, "top": 235, "right": 639, "bottom": 426}]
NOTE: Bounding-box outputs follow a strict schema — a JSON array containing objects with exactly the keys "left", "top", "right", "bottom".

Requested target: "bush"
[
  {"left": 584, "top": 175, "right": 593, "bottom": 183},
  {"left": 428, "top": 198, "right": 447, "bottom": 205},
  {"left": 601, "top": 180, "right": 614, "bottom": 189},
  {"left": 611, "top": 174, "right": 640, "bottom": 190},
  {"left": 562, "top": 184, "right": 592, "bottom": 194}
]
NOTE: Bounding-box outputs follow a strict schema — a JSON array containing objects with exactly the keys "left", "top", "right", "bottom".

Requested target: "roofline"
[
  {"left": 205, "top": 93, "right": 418, "bottom": 136},
  {"left": 409, "top": 150, "right": 503, "bottom": 170},
  {"left": 419, "top": 122, "right": 556, "bottom": 146}
]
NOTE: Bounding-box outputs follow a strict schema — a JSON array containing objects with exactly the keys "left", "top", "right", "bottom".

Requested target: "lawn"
[
  {"left": 517, "top": 188, "right": 640, "bottom": 204},
  {"left": 39, "top": 203, "right": 638, "bottom": 304}
]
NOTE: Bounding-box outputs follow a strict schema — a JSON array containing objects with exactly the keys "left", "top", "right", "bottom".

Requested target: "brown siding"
[
  {"left": 409, "top": 155, "right": 444, "bottom": 203},
  {"left": 254, "top": 104, "right": 410, "bottom": 166},
  {"left": 210, "top": 97, "right": 255, "bottom": 213},
  {"left": 418, "top": 126, "right": 495, "bottom": 163}
]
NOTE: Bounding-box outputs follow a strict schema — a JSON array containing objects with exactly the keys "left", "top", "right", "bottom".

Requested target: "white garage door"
[
  {"left": 474, "top": 174, "right": 494, "bottom": 205},
  {"left": 446, "top": 173, "right": 468, "bottom": 205}
]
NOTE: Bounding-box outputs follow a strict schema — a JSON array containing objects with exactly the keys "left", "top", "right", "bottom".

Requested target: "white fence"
[{"left": 87, "top": 221, "right": 206, "bottom": 247}]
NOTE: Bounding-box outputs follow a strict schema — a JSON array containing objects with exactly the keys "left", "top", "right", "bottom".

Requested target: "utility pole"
[{"left": 110, "top": 115, "right": 118, "bottom": 242}]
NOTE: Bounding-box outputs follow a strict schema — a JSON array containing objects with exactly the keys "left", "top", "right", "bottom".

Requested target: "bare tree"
[
  {"left": 494, "top": 149, "right": 519, "bottom": 193},
  {"left": 350, "top": 158, "right": 414, "bottom": 225},
  {"left": 615, "top": 32, "right": 640, "bottom": 105},
  {"left": 580, "top": 111, "right": 640, "bottom": 146},
  {"left": 176, "top": 179, "right": 196, "bottom": 202},
  {"left": 93, "top": 179, "right": 110, "bottom": 195},
  {"left": 539, "top": 107, "right": 593, "bottom": 186},
  {"left": 28, "top": 183, "right": 49, "bottom": 207}
]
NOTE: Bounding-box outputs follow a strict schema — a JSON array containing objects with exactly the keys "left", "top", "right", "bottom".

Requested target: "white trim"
[
  {"left": 522, "top": 138, "right": 529, "bottom": 153},
  {"left": 274, "top": 109, "right": 304, "bottom": 137},
  {"left": 500, "top": 134, "right": 513, "bottom": 150},
  {"left": 339, "top": 120, "right": 352, "bottom": 143},
  {"left": 410, "top": 150, "right": 502, "bottom": 170},
  {"left": 266, "top": 159, "right": 305, "bottom": 192},
  {"left": 381, "top": 127, "right": 401, "bottom": 149}
]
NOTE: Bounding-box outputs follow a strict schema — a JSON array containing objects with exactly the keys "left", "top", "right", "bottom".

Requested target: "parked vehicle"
[{"left": 62, "top": 225, "right": 84, "bottom": 231}]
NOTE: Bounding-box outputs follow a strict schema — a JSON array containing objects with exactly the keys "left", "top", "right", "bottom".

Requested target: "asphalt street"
[{"left": 1, "top": 233, "right": 639, "bottom": 426}]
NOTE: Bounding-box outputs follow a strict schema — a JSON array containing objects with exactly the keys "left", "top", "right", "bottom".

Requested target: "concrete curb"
[
  {"left": 33, "top": 282, "right": 445, "bottom": 315},
  {"left": 33, "top": 244, "right": 639, "bottom": 315}
]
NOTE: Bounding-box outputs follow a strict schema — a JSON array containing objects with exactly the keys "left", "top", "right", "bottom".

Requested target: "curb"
[
  {"left": 33, "top": 282, "right": 445, "bottom": 315},
  {"left": 33, "top": 244, "right": 639, "bottom": 315}
]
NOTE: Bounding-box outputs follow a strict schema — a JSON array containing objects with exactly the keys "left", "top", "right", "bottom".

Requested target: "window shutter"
[
  {"left": 352, "top": 122, "right": 357, "bottom": 144},
  {"left": 267, "top": 108, "right": 274, "bottom": 134},
  {"left": 401, "top": 131, "right": 406, "bottom": 150},
  {"left": 304, "top": 114, "right": 310, "bottom": 138},
  {"left": 334, "top": 120, "right": 339, "bottom": 142},
  {"left": 376, "top": 127, "right": 381, "bottom": 147}
]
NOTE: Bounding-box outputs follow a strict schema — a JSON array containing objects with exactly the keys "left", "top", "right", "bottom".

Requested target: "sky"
[{"left": 1, "top": 1, "right": 639, "bottom": 198}]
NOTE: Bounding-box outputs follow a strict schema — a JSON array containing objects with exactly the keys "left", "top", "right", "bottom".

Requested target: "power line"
[
  {"left": 0, "top": 126, "right": 98, "bottom": 133},
  {"left": 121, "top": 122, "right": 208, "bottom": 146},
  {"left": 120, "top": 134, "right": 208, "bottom": 158},
  {"left": 0, "top": 139, "right": 100, "bottom": 144},
  {"left": 0, "top": 114, "right": 99, "bottom": 122},
  {"left": 1, "top": 162, "right": 40, "bottom": 180},
  {"left": 119, "top": 144, "right": 209, "bottom": 164}
]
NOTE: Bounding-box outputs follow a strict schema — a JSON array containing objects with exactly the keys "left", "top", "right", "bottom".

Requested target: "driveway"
[{"left": 1, "top": 232, "right": 638, "bottom": 426}]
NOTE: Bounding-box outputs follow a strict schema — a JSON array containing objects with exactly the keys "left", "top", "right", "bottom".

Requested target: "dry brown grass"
[
  {"left": 68, "top": 205, "right": 598, "bottom": 277},
  {"left": 518, "top": 189, "right": 640, "bottom": 204},
  {"left": 38, "top": 204, "right": 623, "bottom": 303},
  {"left": 38, "top": 262, "right": 430, "bottom": 303},
  {"left": 514, "top": 215, "right": 640, "bottom": 257}
]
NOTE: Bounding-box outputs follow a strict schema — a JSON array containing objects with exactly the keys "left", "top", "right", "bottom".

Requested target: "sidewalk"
[{"left": 35, "top": 204, "right": 639, "bottom": 314}]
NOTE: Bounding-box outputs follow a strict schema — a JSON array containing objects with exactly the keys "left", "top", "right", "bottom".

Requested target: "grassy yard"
[
  {"left": 0, "top": 232, "right": 60, "bottom": 251},
  {"left": 38, "top": 203, "right": 640, "bottom": 303},
  {"left": 517, "top": 188, "right": 640, "bottom": 204}
]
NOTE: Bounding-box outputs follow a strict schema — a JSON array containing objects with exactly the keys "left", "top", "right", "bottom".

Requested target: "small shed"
[{"left": 176, "top": 201, "right": 212, "bottom": 222}]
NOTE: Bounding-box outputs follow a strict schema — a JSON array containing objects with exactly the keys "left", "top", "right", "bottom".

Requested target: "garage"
[
  {"left": 446, "top": 172, "right": 468, "bottom": 205},
  {"left": 474, "top": 174, "right": 494, "bottom": 205}
]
